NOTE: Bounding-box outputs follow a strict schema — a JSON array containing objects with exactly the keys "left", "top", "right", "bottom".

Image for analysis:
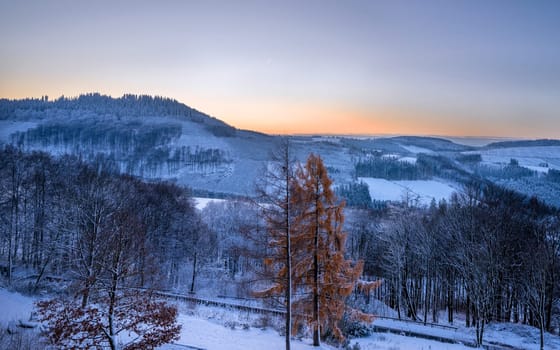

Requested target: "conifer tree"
[
  {"left": 255, "top": 152, "right": 378, "bottom": 347},
  {"left": 292, "top": 154, "right": 377, "bottom": 346}
]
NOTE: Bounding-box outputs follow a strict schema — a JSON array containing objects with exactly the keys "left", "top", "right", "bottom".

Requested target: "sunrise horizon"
[
  {"left": 2, "top": 1, "right": 559, "bottom": 140},
  {"left": 1, "top": 90, "right": 555, "bottom": 141}
]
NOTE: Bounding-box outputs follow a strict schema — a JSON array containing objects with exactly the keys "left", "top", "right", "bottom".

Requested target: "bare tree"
[
  {"left": 254, "top": 138, "right": 296, "bottom": 350},
  {"left": 37, "top": 208, "right": 181, "bottom": 350}
]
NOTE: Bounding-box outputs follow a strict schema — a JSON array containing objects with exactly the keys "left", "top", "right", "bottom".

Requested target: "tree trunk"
[
  {"left": 479, "top": 318, "right": 485, "bottom": 348},
  {"left": 473, "top": 304, "right": 485, "bottom": 347},
  {"left": 447, "top": 273, "right": 454, "bottom": 324},
  {"left": 190, "top": 252, "right": 197, "bottom": 293},
  {"left": 540, "top": 317, "right": 545, "bottom": 350},
  {"left": 423, "top": 272, "right": 430, "bottom": 325},
  {"left": 107, "top": 238, "right": 122, "bottom": 350},
  {"left": 546, "top": 268, "right": 554, "bottom": 331},
  {"left": 285, "top": 170, "right": 292, "bottom": 350},
  {"left": 466, "top": 293, "right": 471, "bottom": 328},
  {"left": 312, "top": 222, "right": 320, "bottom": 346}
]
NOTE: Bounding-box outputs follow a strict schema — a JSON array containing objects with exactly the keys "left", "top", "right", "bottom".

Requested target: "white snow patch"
[
  {"left": 359, "top": 178, "right": 457, "bottom": 206},
  {"left": 358, "top": 178, "right": 405, "bottom": 202},
  {"left": 466, "top": 146, "right": 560, "bottom": 171},
  {"left": 0, "top": 289, "right": 557, "bottom": 350},
  {"left": 0, "top": 288, "right": 35, "bottom": 325},
  {"left": 525, "top": 165, "right": 550, "bottom": 173},
  {"left": 165, "top": 313, "right": 332, "bottom": 350},
  {"left": 401, "top": 145, "right": 435, "bottom": 154},
  {"left": 162, "top": 304, "right": 477, "bottom": 350},
  {"left": 354, "top": 332, "right": 472, "bottom": 350},
  {"left": 193, "top": 197, "right": 227, "bottom": 210},
  {"left": 381, "top": 153, "right": 400, "bottom": 160},
  {"left": 397, "top": 180, "right": 457, "bottom": 204}
]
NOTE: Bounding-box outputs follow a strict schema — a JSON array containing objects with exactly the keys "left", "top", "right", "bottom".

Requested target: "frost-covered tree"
[
  {"left": 37, "top": 292, "right": 180, "bottom": 350},
  {"left": 253, "top": 138, "right": 297, "bottom": 350},
  {"left": 37, "top": 209, "right": 181, "bottom": 350}
]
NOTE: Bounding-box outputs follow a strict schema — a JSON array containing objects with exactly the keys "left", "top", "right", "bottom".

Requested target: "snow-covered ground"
[
  {"left": 359, "top": 177, "right": 458, "bottom": 206},
  {"left": 0, "top": 288, "right": 35, "bottom": 325},
  {"left": 165, "top": 313, "right": 473, "bottom": 350},
  {"left": 193, "top": 197, "right": 228, "bottom": 210},
  {"left": 373, "top": 318, "right": 560, "bottom": 350},
  {"left": 465, "top": 146, "right": 560, "bottom": 172},
  {"left": 400, "top": 145, "right": 435, "bottom": 155},
  {"left": 165, "top": 303, "right": 473, "bottom": 350},
  {"left": 1, "top": 288, "right": 559, "bottom": 350},
  {"left": 353, "top": 333, "right": 471, "bottom": 350},
  {"left": 167, "top": 313, "right": 326, "bottom": 350},
  {"left": 445, "top": 137, "right": 517, "bottom": 147}
]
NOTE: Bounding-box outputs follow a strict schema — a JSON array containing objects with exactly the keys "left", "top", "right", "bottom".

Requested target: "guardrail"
[
  {"left": 153, "top": 290, "right": 285, "bottom": 317},
  {"left": 155, "top": 290, "right": 458, "bottom": 331},
  {"left": 374, "top": 315, "right": 458, "bottom": 331}
]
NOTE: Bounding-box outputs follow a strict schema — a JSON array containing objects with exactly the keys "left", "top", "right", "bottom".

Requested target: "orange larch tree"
[
  {"left": 292, "top": 153, "right": 379, "bottom": 346},
  {"left": 255, "top": 151, "right": 379, "bottom": 348}
]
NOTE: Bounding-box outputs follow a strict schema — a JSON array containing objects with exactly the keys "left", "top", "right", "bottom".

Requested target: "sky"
[{"left": 1, "top": 0, "right": 559, "bottom": 138}]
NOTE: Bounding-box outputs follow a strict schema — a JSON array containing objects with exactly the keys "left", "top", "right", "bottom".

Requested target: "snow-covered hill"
[{"left": 1, "top": 93, "right": 559, "bottom": 207}]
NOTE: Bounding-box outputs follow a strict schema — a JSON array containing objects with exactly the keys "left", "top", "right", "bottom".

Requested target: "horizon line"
[{"left": 2, "top": 92, "right": 558, "bottom": 142}]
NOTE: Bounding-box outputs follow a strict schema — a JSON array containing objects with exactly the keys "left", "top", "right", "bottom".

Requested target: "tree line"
[
  {"left": 345, "top": 182, "right": 560, "bottom": 349},
  {"left": 0, "top": 93, "right": 236, "bottom": 138},
  {"left": 0, "top": 146, "right": 214, "bottom": 348}
]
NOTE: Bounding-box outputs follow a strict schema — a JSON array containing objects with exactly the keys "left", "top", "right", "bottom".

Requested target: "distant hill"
[
  {"left": 484, "top": 139, "right": 560, "bottom": 149},
  {"left": 0, "top": 93, "right": 239, "bottom": 137},
  {"left": 0, "top": 93, "right": 282, "bottom": 195},
  {"left": 388, "top": 135, "right": 473, "bottom": 152}
]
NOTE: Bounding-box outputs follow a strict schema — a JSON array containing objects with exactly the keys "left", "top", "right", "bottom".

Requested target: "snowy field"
[
  {"left": 359, "top": 177, "right": 458, "bottom": 206},
  {"left": 465, "top": 146, "right": 560, "bottom": 172}
]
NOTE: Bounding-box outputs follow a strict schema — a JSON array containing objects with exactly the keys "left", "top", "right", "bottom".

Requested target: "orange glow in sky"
[{"left": 1, "top": 1, "right": 559, "bottom": 139}]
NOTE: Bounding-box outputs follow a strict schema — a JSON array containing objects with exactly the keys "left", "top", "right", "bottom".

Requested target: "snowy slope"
[
  {"left": 193, "top": 197, "right": 227, "bottom": 210},
  {"left": 466, "top": 146, "right": 560, "bottom": 171},
  {"left": 359, "top": 177, "right": 458, "bottom": 205}
]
